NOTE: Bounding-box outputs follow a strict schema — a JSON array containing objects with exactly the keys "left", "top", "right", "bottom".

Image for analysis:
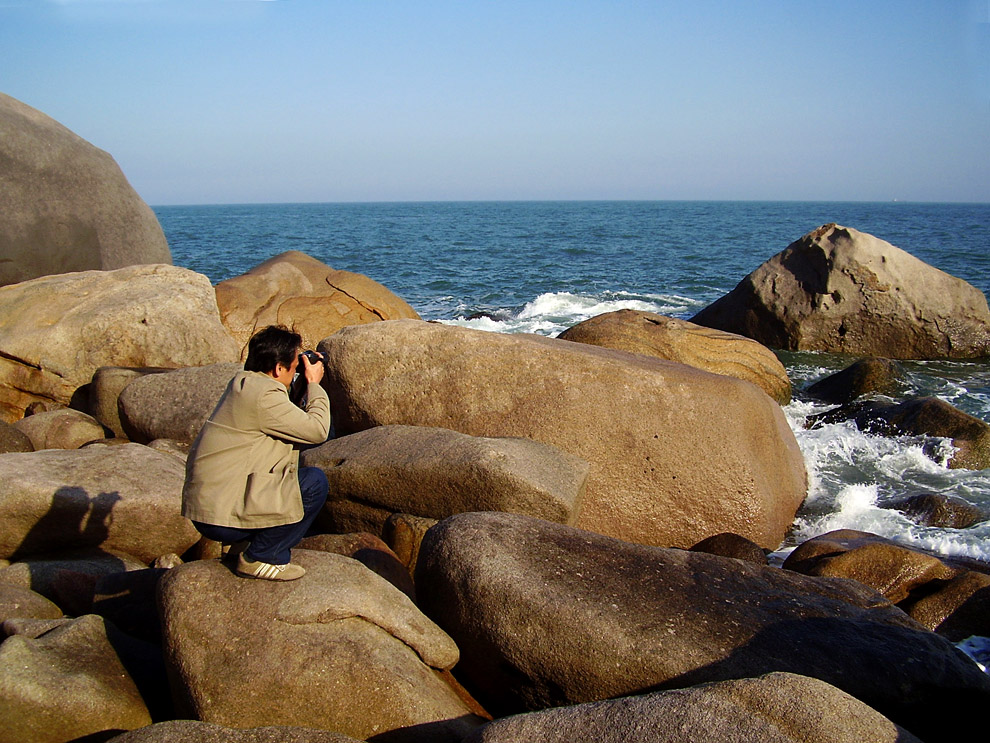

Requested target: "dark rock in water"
[
  {"left": 465, "top": 311, "right": 503, "bottom": 321},
  {"left": 908, "top": 570, "right": 990, "bottom": 642},
  {"left": 689, "top": 532, "right": 767, "bottom": 565},
  {"left": 805, "top": 357, "right": 906, "bottom": 404},
  {"left": 889, "top": 493, "right": 988, "bottom": 529},
  {"left": 105, "top": 720, "right": 365, "bottom": 743},
  {"left": 690, "top": 223, "right": 990, "bottom": 359},
  {"left": 0, "top": 91, "right": 171, "bottom": 287},
  {"left": 463, "top": 672, "right": 923, "bottom": 743},
  {"left": 558, "top": 309, "right": 792, "bottom": 404},
  {"left": 805, "top": 396, "right": 990, "bottom": 469},
  {"left": 415, "top": 512, "right": 990, "bottom": 743},
  {"left": 0, "top": 420, "right": 32, "bottom": 453}
]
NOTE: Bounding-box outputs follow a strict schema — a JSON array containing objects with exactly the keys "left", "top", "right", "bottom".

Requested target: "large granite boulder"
[
  {"left": 88, "top": 366, "right": 173, "bottom": 439},
  {"left": 106, "top": 721, "right": 365, "bottom": 743},
  {"left": 415, "top": 512, "right": 990, "bottom": 743},
  {"left": 0, "top": 613, "right": 152, "bottom": 743},
  {"left": 463, "top": 672, "right": 922, "bottom": 743},
  {"left": 0, "top": 582, "right": 62, "bottom": 625},
  {"left": 691, "top": 224, "right": 990, "bottom": 358},
  {"left": 0, "top": 264, "right": 240, "bottom": 422},
  {"left": 806, "top": 396, "right": 990, "bottom": 469},
  {"left": 558, "top": 309, "right": 791, "bottom": 404},
  {"left": 302, "top": 425, "right": 588, "bottom": 535},
  {"left": 0, "top": 92, "right": 171, "bottom": 288},
  {"left": 0, "top": 443, "right": 199, "bottom": 563},
  {"left": 117, "top": 363, "right": 242, "bottom": 444},
  {"left": 215, "top": 250, "right": 420, "bottom": 358},
  {"left": 158, "top": 550, "right": 482, "bottom": 742},
  {"left": 319, "top": 320, "right": 806, "bottom": 550},
  {"left": 12, "top": 408, "right": 107, "bottom": 450}
]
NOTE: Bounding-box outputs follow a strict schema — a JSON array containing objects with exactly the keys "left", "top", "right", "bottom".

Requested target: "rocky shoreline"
[{"left": 2, "top": 91, "right": 990, "bottom": 743}]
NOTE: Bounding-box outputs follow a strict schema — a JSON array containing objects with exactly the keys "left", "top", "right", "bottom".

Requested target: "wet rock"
[
  {"left": 691, "top": 223, "right": 990, "bottom": 359},
  {"left": 415, "top": 512, "right": 990, "bottom": 743},
  {"left": 908, "top": 570, "right": 990, "bottom": 641},
  {"left": 0, "top": 92, "right": 170, "bottom": 288},
  {"left": 889, "top": 492, "right": 988, "bottom": 528},
  {"left": 805, "top": 357, "right": 906, "bottom": 404},
  {"left": 303, "top": 425, "right": 588, "bottom": 535},
  {"left": 12, "top": 407, "right": 107, "bottom": 450},
  {"left": 689, "top": 532, "right": 767, "bottom": 565},
  {"left": 806, "top": 396, "right": 990, "bottom": 469},
  {"left": 559, "top": 309, "right": 792, "bottom": 404},
  {"left": 463, "top": 672, "right": 922, "bottom": 743},
  {"left": 215, "top": 250, "right": 419, "bottom": 358},
  {"left": 0, "top": 264, "right": 239, "bottom": 422},
  {"left": 319, "top": 320, "right": 807, "bottom": 550},
  {"left": 159, "top": 550, "right": 482, "bottom": 742},
  {"left": 117, "top": 363, "right": 242, "bottom": 444},
  {"left": 0, "top": 614, "right": 151, "bottom": 742},
  {"left": 0, "top": 444, "right": 199, "bottom": 563}
]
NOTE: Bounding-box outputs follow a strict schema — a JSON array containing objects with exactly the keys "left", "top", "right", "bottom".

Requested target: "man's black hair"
[{"left": 244, "top": 325, "right": 302, "bottom": 374}]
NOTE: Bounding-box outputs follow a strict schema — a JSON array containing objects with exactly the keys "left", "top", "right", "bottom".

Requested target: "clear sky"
[{"left": 2, "top": 0, "right": 988, "bottom": 205}]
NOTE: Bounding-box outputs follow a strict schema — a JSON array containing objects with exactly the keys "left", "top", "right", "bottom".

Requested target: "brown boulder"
[
  {"left": 908, "top": 570, "right": 990, "bottom": 641},
  {"left": 0, "top": 444, "right": 200, "bottom": 563},
  {"left": 0, "top": 420, "right": 32, "bottom": 453},
  {"left": 689, "top": 532, "right": 768, "bottom": 565},
  {"left": 302, "top": 425, "right": 588, "bottom": 535},
  {"left": 0, "top": 582, "right": 62, "bottom": 624},
  {"left": 0, "top": 264, "right": 240, "bottom": 422},
  {"left": 0, "top": 613, "right": 151, "bottom": 743},
  {"left": 383, "top": 513, "right": 438, "bottom": 579},
  {"left": 804, "top": 357, "right": 906, "bottom": 404},
  {"left": 215, "top": 250, "right": 419, "bottom": 358},
  {"left": 106, "top": 721, "right": 365, "bottom": 743},
  {"left": 559, "top": 309, "right": 791, "bottom": 404},
  {"left": 0, "top": 92, "right": 170, "bottom": 288},
  {"left": 158, "top": 551, "right": 482, "bottom": 742},
  {"left": 12, "top": 407, "right": 107, "bottom": 449},
  {"left": 463, "top": 672, "right": 922, "bottom": 743},
  {"left": 89, "top": 366, "right": 173, "bottom": 439},
  {"left": 296, "top": 532, "right": 415, "bottom": 600},
  {"left": 889, "top": 492, "right": 987, "bottom": 529},
  {"left": 117, "top": 363, "right": 242, "bottom": 444},
  {"left": 415, "top": 512, "right": 990, "bottom": 743},
  {"left": 319, "top": 320, "right": 806, "bottom": 550},
  {"left": 806, "top": 396, "right": 990, "bottom": 469},
  {"left": 691, "top": 223, "right": 990, "bottom": 358}
]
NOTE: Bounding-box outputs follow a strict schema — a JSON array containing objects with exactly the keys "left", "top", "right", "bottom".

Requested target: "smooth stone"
[
  {"left": 13, "top": 407, "right": 107, "bottom": 450},
  {"left": 105, "top": 721, "right": 365, "bottom": 743},
  {"left": 804, "top": 357, "right": 906, "bottom": 404}
]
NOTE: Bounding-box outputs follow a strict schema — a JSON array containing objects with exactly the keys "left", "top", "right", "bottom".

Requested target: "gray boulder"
[
  {"left": 691, "top": 223, "right": 990, "bottom": 358},
  {"left": 558, "top": 309, "right": 792, "bottom": 404},
  {"left": 302, "top": 425, "right": 588, "bottom": 535},
  {"left": 159, "top": 550, "right": 482, "bottom": 742},
  {"left": 0, "top": 264, "right": 240, "bottom": 422},
  {"left": 319, "top": 320, "right": 807, "bottom": 550},
  {"left": 12, "top": 407, "right": 107, "bottom": 450},
  {"left": 89, "top": 366, "right": 173, "bottom": 438},
  {"left": 0, "top": 444, "right": 199, "bottom": 563},
  {"left": 415, "top": 512, "right": 990, "bottom": 743},
  {"left": 0, "top": 91, "right": 170, "bottom": 288},
  {"left": 464, "top": 672, "right": 922, "bottom": 743},
  {"left": 0, "top": 613, "right": 151, "bottom": 743},
  {"left": 117, "top": 362, "right": 242, "bottom": 444}
]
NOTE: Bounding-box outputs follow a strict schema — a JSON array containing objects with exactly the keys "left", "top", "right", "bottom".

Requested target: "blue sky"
[{"left": 1, "top": 0, "right": 988, "bottom": 205}]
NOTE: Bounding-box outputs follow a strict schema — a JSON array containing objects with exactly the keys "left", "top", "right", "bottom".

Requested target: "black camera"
[{"left": 298, "top": 350, "right": 324, "bottom": 365}]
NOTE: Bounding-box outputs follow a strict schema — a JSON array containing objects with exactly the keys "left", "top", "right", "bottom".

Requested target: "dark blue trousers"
[{"left": 193, "top": 466, "right": 328, "bottom": 565}]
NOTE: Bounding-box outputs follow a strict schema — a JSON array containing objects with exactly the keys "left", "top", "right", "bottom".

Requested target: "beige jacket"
[{"left": 182, "top": 370, "right": 331, "bottom": 528}]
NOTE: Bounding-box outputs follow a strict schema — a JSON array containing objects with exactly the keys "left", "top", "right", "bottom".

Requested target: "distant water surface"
[{"left": 157, "top": 200, "right": 990, "bottom": 563}]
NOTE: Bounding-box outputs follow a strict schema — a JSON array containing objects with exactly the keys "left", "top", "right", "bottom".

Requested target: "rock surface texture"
[
  {"left": 158, "top": 551, "right": 481, "bottom": 742},
  {"left": 0, "top": 92, "right": 171, "bottom": 287},
  {"left": 106, "top": 721, "right": 365, "bottom": 743},
  {"left": 12, "top": 408, "right": 106, "bottom": 450},
  {"left": 302, "top": 425, "right": 588, "bottom": 535},
  {"left": 319, "top": 320, "right": 806, "bottom": 550},
  {"left": 691, "top": 223, "right": 990, "bottom": 358},
  {"left": 463, "top": 672, "right": 923, "bottom": 743},
  {"left": 0, "top": 264, "right": 240, "bottom": 422},
  {"left": 558, "top": 309, "right": 792, "bottom": 404},
  {"left": 215, "top": 250, "right": 420, "bottom": 358},
  {"left": 0, "top": 443, "right": 199, "bottom": 563},
  {"left": 415, "top": 512, "right": 990, "bottom": 743},
  {"left": 804, "top": 357, "right": 906, "bottom": 404}
]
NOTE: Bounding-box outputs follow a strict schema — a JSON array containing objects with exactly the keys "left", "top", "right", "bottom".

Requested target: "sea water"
[{"left": 157, "top": 200, "right": 990, "bottom": 565}]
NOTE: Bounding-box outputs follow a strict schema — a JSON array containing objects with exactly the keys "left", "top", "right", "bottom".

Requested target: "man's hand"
[{"left": 301, "top": 352, "right": 325, "bottom": 385}]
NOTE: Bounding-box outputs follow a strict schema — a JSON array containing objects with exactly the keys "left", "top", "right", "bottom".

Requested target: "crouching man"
[{"left": 182, "top": 325, "right": 331, "bottom": 581}]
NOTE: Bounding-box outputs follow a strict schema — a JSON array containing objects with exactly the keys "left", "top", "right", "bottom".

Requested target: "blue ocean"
[{"left": 157, "top": 200, "right": 990, "bottom": 569}]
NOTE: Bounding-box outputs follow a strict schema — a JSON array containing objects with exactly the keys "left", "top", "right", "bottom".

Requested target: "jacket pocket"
[{"left": 239, "top": 470, "right": 293, "bottom": 521}]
